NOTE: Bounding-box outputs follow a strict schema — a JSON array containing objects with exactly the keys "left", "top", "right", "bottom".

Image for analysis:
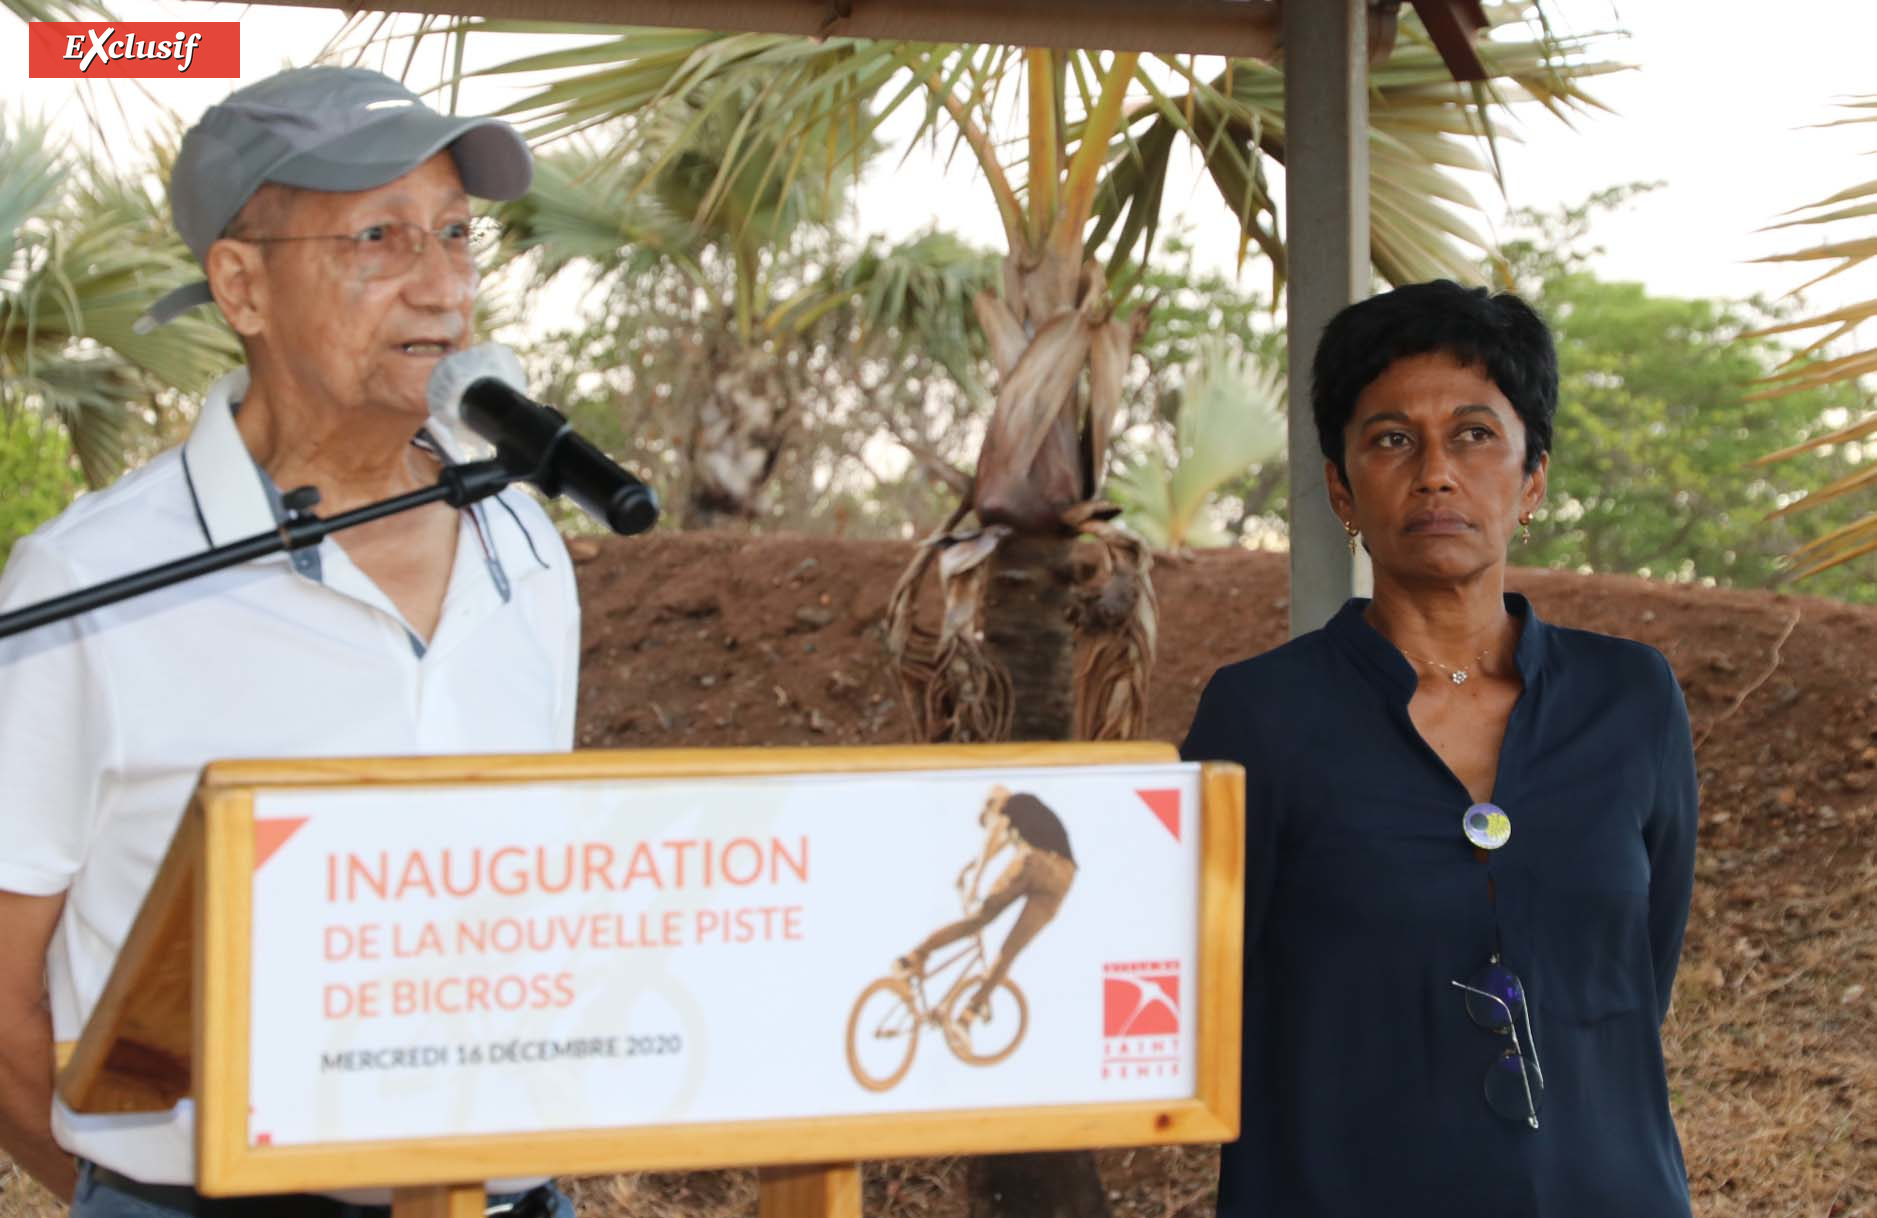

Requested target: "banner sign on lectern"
[
  {"left": 58, "top": 744, "right": 1241, "bottom": 1198},
  {"left": 248, "top": 764, "right": 1202, "bottom": 1147}
]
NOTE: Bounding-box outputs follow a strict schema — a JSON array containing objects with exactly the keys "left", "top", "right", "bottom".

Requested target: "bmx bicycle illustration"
[
  {"left": 844, "top": 784, "right": 1074, "bottom": 1092},
  {"left": 844, "top": 891, "right": 1030, "bottom": 1092}
]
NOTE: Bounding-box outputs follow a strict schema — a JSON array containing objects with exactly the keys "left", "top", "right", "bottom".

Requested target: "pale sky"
[{"left": 15, "top": 0, "right": 1877, "bottom": 317}]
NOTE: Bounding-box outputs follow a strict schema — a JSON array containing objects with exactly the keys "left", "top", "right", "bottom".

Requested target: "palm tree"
[
  {"left": 0, "top": 113, "right": 241, "bottom": 488},
  {"left": 403, "top": 11, "right": 1609, "bottom": 735},
  {"left": 490, "top": 85, "right": 998, "bottom": 527},
  {"left": 354, "top": 12, "right": 1616, "bottom": 1214},
  {"left": 1745, "top": 94, "right": 1877, "bottom": 579}
]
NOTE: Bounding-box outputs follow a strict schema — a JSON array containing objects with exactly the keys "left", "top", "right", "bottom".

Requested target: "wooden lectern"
[{"left": 58, "top": 743, "right": 1243, "bottom": 1217}]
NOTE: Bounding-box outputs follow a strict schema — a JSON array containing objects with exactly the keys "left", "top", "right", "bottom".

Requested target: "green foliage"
[
  {"left": 505, "top": 214, "right": 998, "bottom": 536},
  {"left": 492, "top": 120, "right": 1000, "bottom": 528},
  {"left": 0, "top": 412, "right": 81, "bottom": 567},
  {"left": 1131, "top": 234, "right": 1284, "bottom": 381},
  {"left": 771, "top": 228, "right": 1000, "bottom": 405},
  {"left": 503, "top": 203, "right": 1291, "bottom": 541},
  {"left": 492, "top": 141, "right": 690, "bottom": 281},
  {"left": 0, "top": 112, "right": 241, "bottom": 487},
  {"left": 1110, "top": 339, "right": 1285, "bottom": 549},
  {"left": 1115, "top": 235, "right": 1290, "bottom": 545},
  {"left": 1503, "top": 187, "right": 1872, "bottom": 602}
]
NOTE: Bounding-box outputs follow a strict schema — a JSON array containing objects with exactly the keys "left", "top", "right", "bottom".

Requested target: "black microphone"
[{"left": 427, "top": 345, "right": 659, "bottom": 536}]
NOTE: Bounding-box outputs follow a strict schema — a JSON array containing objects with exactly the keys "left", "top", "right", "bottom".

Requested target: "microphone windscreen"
[{"left": 427, "top": 343, "right": 527, "bottom": 429}]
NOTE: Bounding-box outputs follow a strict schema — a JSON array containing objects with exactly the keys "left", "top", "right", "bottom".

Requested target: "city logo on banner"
[
  {"left": 28, "top": 22, "right": 240, "bottom": 78},
  {"left": 1101, "top": 959, "right": 1180, "bottom": 1081}
]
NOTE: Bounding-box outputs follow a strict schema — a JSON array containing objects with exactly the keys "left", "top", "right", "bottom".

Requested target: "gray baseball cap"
[{"left": 138, "top": 65, "right": 532, "bottom": 333}]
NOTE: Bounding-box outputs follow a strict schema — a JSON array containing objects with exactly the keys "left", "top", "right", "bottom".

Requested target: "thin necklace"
[{"left": 1399, "top": 643, "right": 1494, "bottom": 686}]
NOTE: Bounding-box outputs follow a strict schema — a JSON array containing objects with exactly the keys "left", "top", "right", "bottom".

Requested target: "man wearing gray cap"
[{"left": 0, "top": 67, "right": 579, "bottom": 1217}]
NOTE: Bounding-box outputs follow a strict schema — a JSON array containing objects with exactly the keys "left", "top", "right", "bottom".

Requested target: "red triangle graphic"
[
  {"left": 1136, "top": 789, "right": 1181, "bottom": 842},
  {"left": 253, "top": 817, "right": 308, "bottom": 871}
]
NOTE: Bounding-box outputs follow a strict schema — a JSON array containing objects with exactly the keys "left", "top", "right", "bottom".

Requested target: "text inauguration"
[{"left": 325, "top": 836, "right": 811, "bottom": 903}]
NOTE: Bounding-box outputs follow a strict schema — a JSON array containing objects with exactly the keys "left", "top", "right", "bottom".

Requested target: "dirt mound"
[{"left": 568, "top": 532, "right": 1877, "bottom": 1218}]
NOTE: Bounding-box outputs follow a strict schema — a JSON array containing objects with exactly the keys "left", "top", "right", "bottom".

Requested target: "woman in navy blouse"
[{"left": 1182, "top": 280, "right": 1697, "bottom": 1217}]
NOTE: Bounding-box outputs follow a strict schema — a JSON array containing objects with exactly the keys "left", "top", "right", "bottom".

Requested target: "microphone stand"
[{"left": 0, "top": 458, "right": 517, "bottom": 643}]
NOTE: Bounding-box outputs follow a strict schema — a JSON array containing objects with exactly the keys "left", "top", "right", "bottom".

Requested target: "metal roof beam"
[
  {"left": 233, "top": 0, "right": 1286, "bottom": 58},
  {"left": 1406, "top": 0, "right": 1489, "bottom": 81}
]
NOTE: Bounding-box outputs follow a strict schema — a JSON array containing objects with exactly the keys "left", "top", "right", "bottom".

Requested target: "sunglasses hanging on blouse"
[{"left": 1451, "top": 801, "right": 1545, "bottom": 1131}]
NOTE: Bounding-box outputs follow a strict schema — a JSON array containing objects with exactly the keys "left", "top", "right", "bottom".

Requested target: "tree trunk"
[
  {"left": 681, "top": 344, "right": 791, "bottom": 529},
  {"left": 971, "top": 530, "right": 1111, "bottom": 1218},
  {"left": 968, "top": 1152, "right": 1110, "bottom": 1218},
  {"left": 982, "top": 533, "right": 1076, "bottom": 739}
]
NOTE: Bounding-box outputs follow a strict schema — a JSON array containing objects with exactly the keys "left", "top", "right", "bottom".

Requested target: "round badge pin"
[{"left": 1462, "top": 802, "right": 1512, "bottom": 851}]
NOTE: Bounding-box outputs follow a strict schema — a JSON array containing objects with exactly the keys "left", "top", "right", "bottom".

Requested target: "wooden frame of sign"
[{"left": 57, "top": 742, "right": 1244, "bottom": 1218}]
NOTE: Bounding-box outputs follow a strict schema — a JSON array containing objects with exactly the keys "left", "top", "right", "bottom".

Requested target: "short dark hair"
[{"left": 1311, "top": 280, "right": 1557, "bottom": 483}]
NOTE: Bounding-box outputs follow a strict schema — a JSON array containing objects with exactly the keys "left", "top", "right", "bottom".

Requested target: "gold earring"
[
  {"left": 1343, "top": 519, "right": 1360, "bottom": 555},
  {"left": 1519, "top": 513, "right": 1532, "bottom": 545}
]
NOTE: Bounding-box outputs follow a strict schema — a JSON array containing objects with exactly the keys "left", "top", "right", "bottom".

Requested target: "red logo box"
[
  {"left": 1102, "top": 959, "right": 1180, "bottom": 1037},
  {"left": 28, "top": 22, "right": 240, "bottom": 78},
  {"left": 1102, "top": 960, "right": 1181, "bottom": 1081}
]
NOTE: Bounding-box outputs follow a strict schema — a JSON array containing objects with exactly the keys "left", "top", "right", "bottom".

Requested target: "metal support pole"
[{"left": 1283, "top": 0, "right": 1373, "bottom": 637}]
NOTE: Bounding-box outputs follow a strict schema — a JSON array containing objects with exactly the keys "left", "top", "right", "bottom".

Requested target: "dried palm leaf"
[
  {"left": 1744, "top": 93, "right": 1877, "bottom": 576},
  {"left": 883, "top": 516, "right": 1016, "bottom": 743},
  {"left": 1067, "top": 507, "right": 1158, "bottom": 742}
]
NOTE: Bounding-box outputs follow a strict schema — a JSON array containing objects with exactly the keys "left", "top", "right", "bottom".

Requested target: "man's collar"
[
  {"left": 179, "top": 368, "right": 549, "bottom": 590},
  {"left": 181, "top": 367, "right": 274, "bottom": 548}
]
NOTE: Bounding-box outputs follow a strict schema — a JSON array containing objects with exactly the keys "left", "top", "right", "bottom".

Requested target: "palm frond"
[
  {"left": 771, "top": 229, "right": 1000, "bottom": 401},
  {"left": 1112, "top": 340, "right": 1285, "bottom": 550},
  {"left": 1748, "top": 92, "right": 1877, "bottom": 576},
  {"left": 0, "top": 115, "right": 239, "bottom": 483},
  {"left": 0, "top": 111, "right": 68, "bottom": 278},
  {"left": 1786, "top": 513, "right": 1877, "bottom": 580},
  {"left": 26, "top": 354, "right": 142, "bottom": 487},
  {"left": 493, "top": 141, "right": 694, "bottom": 280},
  {"left": 1090, "top": 17, "right": 1620, "bottom": 294}
]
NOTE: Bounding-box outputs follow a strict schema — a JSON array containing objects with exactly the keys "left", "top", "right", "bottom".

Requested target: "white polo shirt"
[{"left": 0, "top": 368, "right": 580, "bottom": 1188}]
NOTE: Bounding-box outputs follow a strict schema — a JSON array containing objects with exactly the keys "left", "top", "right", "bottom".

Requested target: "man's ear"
[{"left": 204, "top": 238, "right": 270, "bottom": 339}]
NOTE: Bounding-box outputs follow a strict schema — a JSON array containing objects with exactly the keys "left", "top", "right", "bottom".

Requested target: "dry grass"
[
  {"left": 553, "top": 1152, "right": 1221, "bottom": 1218},
  {"left": 1665, "top": 845, "right": 1877, "bottom": 1218}
]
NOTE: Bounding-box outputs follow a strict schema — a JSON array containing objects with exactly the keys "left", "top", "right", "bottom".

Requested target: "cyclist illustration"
[
  {"left": 902, "top": 784, "right": 1077, "bottom": 1018},
  {"left": 845, "top": 784, "right": 1077, "bottom": 1091}
]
